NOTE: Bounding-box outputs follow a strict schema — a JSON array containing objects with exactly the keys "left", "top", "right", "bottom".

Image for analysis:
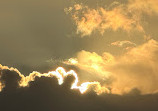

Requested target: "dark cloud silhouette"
[
  {"left": 0, "top": 69, "right": 21, "bottom": 92},
  {"left": 0, "top": 65, "right": 158, "bottom": 111},
  {"left": 1, "top": 0, "right": 158, "bottom": 111}
]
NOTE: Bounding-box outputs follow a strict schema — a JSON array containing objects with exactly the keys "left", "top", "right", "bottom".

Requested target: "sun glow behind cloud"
[
  {"left": 0, "top": 0, "right": 158, "bottom": 96},
  {"left": 0, "top": 64, "right": 109, "bottom": 95},
  {"left": 64, "top": 40, "right": 158, "bottom": 95}
]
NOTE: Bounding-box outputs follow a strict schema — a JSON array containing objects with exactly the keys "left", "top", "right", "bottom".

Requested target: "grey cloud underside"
[{"left": 1, "top": 67, "right": 158, "bottom": 111}]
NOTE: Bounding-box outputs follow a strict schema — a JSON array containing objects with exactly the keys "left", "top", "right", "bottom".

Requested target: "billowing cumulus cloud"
[
  {"left": 65, "top": 50, "right": 114, "bottom": 79},
  {"left": 0, "top": 64, "right": 110, "bottom": 95},
  {"left": 2, "top": 39, "right": 158, "bottom": 95},
  {"left": 65, "top": 0, "right": 158, "bottom": 37},
  {"left": 109, "top": 39, "right": 158, "bottom": 94},
  {"left": 66, "top": 39, "right": 158, "bottom": 94},
  {"left": 1, "top": 66, "right": 158, "bottom": 111}
]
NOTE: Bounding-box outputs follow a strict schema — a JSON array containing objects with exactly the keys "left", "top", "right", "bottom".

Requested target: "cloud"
[
  {"left": 1, "top": 63, "right": 158, "bottom": 111},
  {"left": 111, "top": 40, "right": 136, "bottom": 49},
  {"left": 0, "top": 64, "right": 109, "bottom": 95},
  {"left": 128, "top": 0, "right": 158, "bottom": 15},
  {"left": 110, "top": 39, "right": 158, "bottom": 94},
  {"left": 1, "top": 40, "right": 158, "bottom": 110},
  {"left": 65, "top": 3, "right": 142, "bottom": 37},
  {"left": 2, "top": 38, "right": 158, "bottom": 96},
  {"left": 64, "top": 50, "right": 114, "bottom": 83},
  {"left": 65, "top": 0, "right": 158, "bottom": 37},
  {"left": 65, "top": 39, "right": 158, "bottom": 94}
]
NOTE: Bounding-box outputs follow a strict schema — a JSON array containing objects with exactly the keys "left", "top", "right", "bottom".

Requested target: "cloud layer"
[
  {"left": 1, "top": 39, "right": 158, "bottom": 95},
  {"left": 66, "top": 39, "right": 158, "bottom": 94},
  {"left": 1, "top": 62, "right": 158, "bottom": 111}
]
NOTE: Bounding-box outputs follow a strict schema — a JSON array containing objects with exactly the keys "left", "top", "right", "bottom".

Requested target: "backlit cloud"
[{"left": 65, "top": 39, "right": 158, "bottom": 94}]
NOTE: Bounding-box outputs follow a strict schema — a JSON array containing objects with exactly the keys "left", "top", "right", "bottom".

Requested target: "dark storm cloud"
[{"left": 0, "top": 65, "right": 158, "bottom": 111}]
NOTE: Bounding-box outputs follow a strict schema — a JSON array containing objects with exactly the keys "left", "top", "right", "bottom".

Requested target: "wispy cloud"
[
  {"left": 65, "top": 0, "right": 158, "bottom": 37},
  {"left": 111, "top": 40, "right": 136, "bottom": 48}
]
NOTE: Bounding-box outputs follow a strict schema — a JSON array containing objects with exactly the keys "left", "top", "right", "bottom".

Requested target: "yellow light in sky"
[{"left": 18, "top": 66, "right": 109, "bottom": 95}]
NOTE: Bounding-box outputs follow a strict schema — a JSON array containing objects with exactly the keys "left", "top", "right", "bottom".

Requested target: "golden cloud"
[
  {"left": 65, "top": 0, "right": 158, "bottom": 37},
  {"left": 128, "top": 0, "right": 158, "bottom": 15},
  {"left": 65, "top": 39, "right": 158, "bottom": 95}
]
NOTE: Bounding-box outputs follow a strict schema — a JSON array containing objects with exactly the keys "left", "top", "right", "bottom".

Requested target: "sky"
[{"left": 0, "top": 0, "right": 158, "bottom": 111}]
